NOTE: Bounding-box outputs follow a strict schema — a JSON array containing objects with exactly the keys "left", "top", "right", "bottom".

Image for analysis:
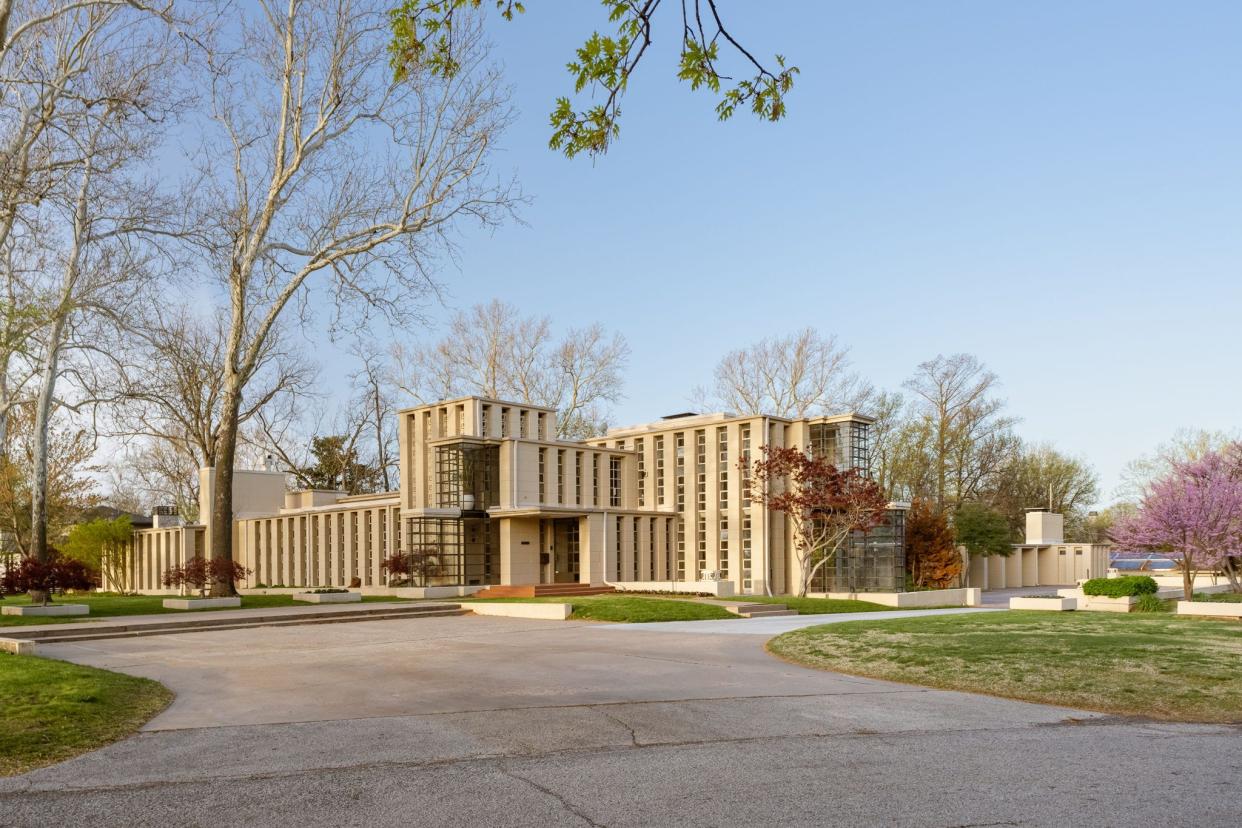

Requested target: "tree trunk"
[
  {"left": 1182, "top": 564, "right": 1194, "bottom": 603},
  {"left": 209, "top": 378, "right": 243, "bottom": 597},
  {"left": 30, "top": 318, "right": 66, "bottom": 566}
]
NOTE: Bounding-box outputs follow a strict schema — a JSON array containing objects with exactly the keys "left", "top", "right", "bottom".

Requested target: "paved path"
[{"left": 3, "top": 614, "right": 1237, "bottom": 826}]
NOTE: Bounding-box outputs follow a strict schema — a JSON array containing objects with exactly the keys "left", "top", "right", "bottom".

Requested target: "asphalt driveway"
[{"left": 2, "top": 614, "right": 1237, "bottom": 826}]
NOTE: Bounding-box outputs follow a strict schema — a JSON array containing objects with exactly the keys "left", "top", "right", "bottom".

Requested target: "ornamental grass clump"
[{"left": 1082, "top": 575, "right": 1158, "bottom": 598}]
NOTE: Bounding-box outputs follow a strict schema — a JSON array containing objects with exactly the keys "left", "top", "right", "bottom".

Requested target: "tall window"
[
  {"left": 538, "top": 449, "right": 546, "bottom": 502},
  {"left": 741, "top": 515, "right": 753, "bottom": 591},
  {"left": 537, "top": 412, "right": 547, "bottom": 440},
  {"left": 631, "top": 517, "right": 640, "bottom": 580},
  {"left": 717, "top": 426, "right": 729, "bottom": 508},
  {"left": 655, "top": 436, "right": 665, "bottom": 505},
  {"left": 674, "top": 432, "right": 686, "bottom": 511},
  {"left": 557, "top": 450, "right": 565, "bottom": 503},
  {"left": 501, "top": 407, "right": 511, "bottom": 438},
  {"left": 591, "top": 453, "right": 599, "bottom": 505},
  {"left": 574, "top": 451, "right": 583, "bottom": 505},
  {"left": 614, "top": 516, "right": 623, "bottom": 580},
  {"left": 481, "top": 405, "right": 490, "bottom": 436},
  {"left": 609, "top": 457, "right": 622, "bottom": 507},
  {"left": 718, "top": 519, "right": 730, "bottom": 579},
  {"left": 636, "top": 437, "right": 646, "bottom": 506},
  {"left": 648, "top": 520, "right": 656, "bottom": 580},
  {"left": 740, "top": 424, "right": 752, "bottom": 508},
  {"left": 666, "top": 519, "right": 675, "bottom": 579},
  {"left": 456, "top": 404, "right": 465, "bottom": 435},
  {"left": 517, "top": 409, "right": 526, "bottom": 438}
]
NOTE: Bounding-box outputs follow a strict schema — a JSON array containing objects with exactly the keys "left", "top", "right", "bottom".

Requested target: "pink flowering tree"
[{"left": 1110, "top": 449, "right": 1242, "bottom": 600}]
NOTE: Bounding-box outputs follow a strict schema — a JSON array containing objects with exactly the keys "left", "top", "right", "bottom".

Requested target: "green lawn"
[
  {"left": 768, "top": 610, "right": 1242, "bottom": 723},
  {"left": 466, "top": 594, "right": 735, "bottom": 622},
  {"left": 731, "top": 594, "right": 894, "bottom": 615},
  {"left": 0, "top": 654, "right": 173, "bottom": 776},
  {"left": 0, "top": 592, "right": 411, "bottom": 627}
]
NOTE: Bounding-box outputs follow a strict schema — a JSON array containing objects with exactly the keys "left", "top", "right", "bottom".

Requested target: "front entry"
[{"left": 540, "top": 518, "right": 581, "bottom": 584}]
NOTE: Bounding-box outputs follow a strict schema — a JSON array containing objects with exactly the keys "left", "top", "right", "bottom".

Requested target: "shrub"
[
  {"left": 1134, "top": 593, "right": 1170, "bottom": 613},
  {"left": 162, "top": 558, "right": 250, "bottom": 595},
  {"left": 1082, "top": 575, "right": 1158, "bottom": 598},
  {"left": 3, "top": 551, "right": 97, "bottom": 601}
]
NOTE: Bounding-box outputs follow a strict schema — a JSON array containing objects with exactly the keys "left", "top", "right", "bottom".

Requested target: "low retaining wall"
[
  {"left": 1177, "top": 600, "right": 1242, "bottom": 618},
  {"left": 358, "top": 585, "right": 485, "bottom": 599},
  {"left": 459, "top": 602, "right": 572, "bottom": 620},
  {"left": 814, "top": 588, "right": 981, "bottom": 608},
  {"left": 608, "top": 580, "right": 735, "bottom": 596}
]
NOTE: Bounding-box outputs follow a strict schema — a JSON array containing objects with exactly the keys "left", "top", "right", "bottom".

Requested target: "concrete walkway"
[
  {"left": 2, "top": 613, "right": 1237, "bottom": 826},
  {"left": 597, "top": 605, "right": 1001, "bottom": 635}
]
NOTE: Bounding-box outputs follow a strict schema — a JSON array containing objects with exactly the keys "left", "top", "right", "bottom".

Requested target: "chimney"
[{"left": 1024, "top": 509, "right": 1064, "bottom": 545}]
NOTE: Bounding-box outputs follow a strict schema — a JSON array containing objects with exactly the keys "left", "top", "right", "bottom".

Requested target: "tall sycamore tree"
[{"left": 184, "top": 1, "right": 516, "bottom": 595}]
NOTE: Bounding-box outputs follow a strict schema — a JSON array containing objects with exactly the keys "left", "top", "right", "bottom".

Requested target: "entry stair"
[
  {"left": 726, "top": 602, "right": 797, "bottom": 619},
  {"left": 1, "top": 602, "right": 466, "bottom": 646},
  {"left": 471, "top": 584, "right": 616, "bottom": 599}
]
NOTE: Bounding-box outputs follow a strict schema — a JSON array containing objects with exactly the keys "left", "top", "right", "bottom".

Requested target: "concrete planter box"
[
  {"left": 459, "top": 602, "right": 572, "bottom": 620},
  {"left": 1009, "top": 596, "right": 1077, "bottom": 611},
  {"left": 1, "top": 603, "right": 89, "bottom": 617},
  {"left": 817, "top": 587, "right": 982, "bottom": 608},
  {"left": 1, "top": 637, "right": 36, "bottom": 655},
  {"left": 293, "top": 592, "right": 362, "bottom": 604},
  {"left": 1177, "top": 600, "right": 1242, "bottom": 619},
  {"left": 1081, "top": 595, "right": 1136, "bottom": 613},
  {"left": 162, "top": 597, "right": 242, "bottom": 610}
]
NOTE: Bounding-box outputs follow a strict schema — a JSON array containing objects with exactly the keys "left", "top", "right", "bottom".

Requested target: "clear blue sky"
[{"left": 326, "top": 1, "right": 1242, "bottom": 504}]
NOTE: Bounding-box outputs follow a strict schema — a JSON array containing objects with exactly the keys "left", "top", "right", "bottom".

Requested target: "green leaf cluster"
[
  {"left": 1082, "top": 575, "right": 1158, "bottom": 598},
  {"left": 389, "top": 0, "right": 797, "bottom": 158}
]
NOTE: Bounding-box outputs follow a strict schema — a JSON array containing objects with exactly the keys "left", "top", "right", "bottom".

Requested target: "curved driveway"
[{"left": 2, "top": 612, "right": 1237, "bottom": 826}]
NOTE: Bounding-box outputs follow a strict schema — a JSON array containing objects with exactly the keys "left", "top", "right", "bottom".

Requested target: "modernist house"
[{"left": 125, "top": 396, "right": 907, "bottom": 596}]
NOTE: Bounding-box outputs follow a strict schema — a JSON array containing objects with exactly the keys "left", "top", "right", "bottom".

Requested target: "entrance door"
[{"left": 549, "top": 519, "right": 581, "bottom": 584}]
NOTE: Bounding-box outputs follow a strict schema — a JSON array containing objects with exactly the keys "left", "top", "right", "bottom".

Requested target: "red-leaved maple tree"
[{"left": 745, "top": 446, "right": 888, "bottom": 596}]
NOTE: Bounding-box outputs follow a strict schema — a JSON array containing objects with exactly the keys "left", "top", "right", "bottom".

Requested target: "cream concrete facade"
[
  {"left": 967, "top": 509, "right": 1110, "bottom": 590},
  {"left": 124, "top": 395, "right": 905, "bottom": 596}
]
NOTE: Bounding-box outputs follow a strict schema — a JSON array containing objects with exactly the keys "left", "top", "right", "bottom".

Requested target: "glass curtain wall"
[
  {"left": 404, "top": 517, "right": 499, "bottom": 586},
  {"left": 810, "top": 509, "right": 906, "bottom": 593}
]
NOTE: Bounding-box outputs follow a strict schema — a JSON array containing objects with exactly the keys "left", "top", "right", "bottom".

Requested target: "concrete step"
[
  {"left": 739, "top": 609, "right": 798, "bottom": 618},
  {"left": 4, "top": 604, "right": 466, "bottom": 643}
]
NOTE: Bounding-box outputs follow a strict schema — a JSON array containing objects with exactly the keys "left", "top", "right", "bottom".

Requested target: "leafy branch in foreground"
[{"left": 389, "top": 0, "right": 797, "bottom": 158}]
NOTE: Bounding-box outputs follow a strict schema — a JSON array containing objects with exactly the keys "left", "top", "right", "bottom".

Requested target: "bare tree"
[
  {"left": 391, "top": 299, "right": 629, "bottom": 439},
  {"left": 183, "top": 1, "right": 514, "bottom": 594},
  {"left": 900, "top": 353, "right": 1019, "bottom": 511},
  {"left": 698, "top": 328, "right": 871, "bottom": 419},
  {"left": 21, "top": 4, "right": 183, "bottom": 563},
  {"left": 113, "top": 306, "right": 317, "bottom": 518}
]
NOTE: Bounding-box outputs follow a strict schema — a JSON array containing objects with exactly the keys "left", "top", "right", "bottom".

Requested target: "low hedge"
[{"left": 1082, "top": 575, "right": 1158, "bottom": 598}]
